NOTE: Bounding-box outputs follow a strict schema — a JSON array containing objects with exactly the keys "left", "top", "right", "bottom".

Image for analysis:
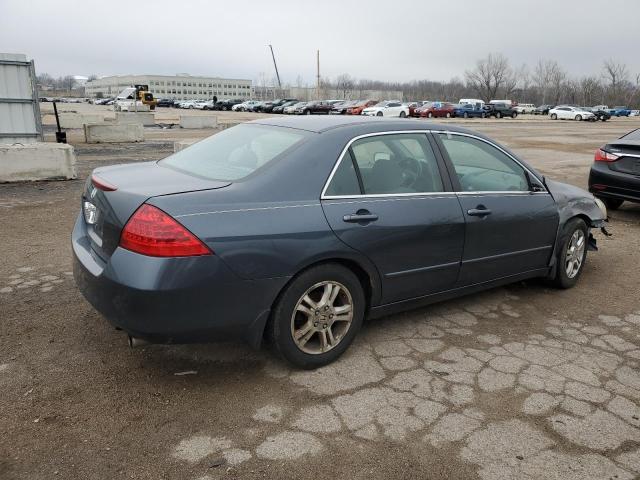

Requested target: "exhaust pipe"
[{"left": 128, "top": 336, "right": 150, "bottom": 348}]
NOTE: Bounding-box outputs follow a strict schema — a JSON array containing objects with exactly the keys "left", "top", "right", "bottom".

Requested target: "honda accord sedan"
[{"left": 73, "top": 116, "right": 607, "bottom": 369}]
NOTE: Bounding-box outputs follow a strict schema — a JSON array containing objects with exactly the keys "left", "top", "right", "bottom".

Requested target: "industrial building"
[{"left": 85, "top": 74, "right": 253, "bottom": 100}]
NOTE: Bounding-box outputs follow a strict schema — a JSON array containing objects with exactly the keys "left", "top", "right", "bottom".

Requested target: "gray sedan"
[{"left": 73, "top": 116, "right": 607, "bottom": 368}]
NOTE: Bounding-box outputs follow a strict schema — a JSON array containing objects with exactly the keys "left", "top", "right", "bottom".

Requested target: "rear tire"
[
  {"left": 270, "top": 264, "right": 365, "bottom": 369},
  {"left": 602, "top": 197, "right": 624, "bottom": 210},
  {"left": 399, "top": 111, "right": 407, "bottom": 118},
  {"left": 575, "top": 114, "right": 582, "bottom": 121},
  {"left": 496, "top": 112, "right": 502, "bottom": 119},
  {"left": 551, "top": 218, "right": 588, "bottom": 289},
  {"left": 376, "top": 111, "right": 383, "bottom": 117},
  {"left": 463, "top": 112, "right": 469, "bottom": 118},
  {"left": 511, "top": 112, "right": 517, "bottom": 118},
  {"left": 446, "top": 112, "right": 451, "bottom": 118},
  {"left": 427, "top": 112, "right": 433, "bottom": 118}
]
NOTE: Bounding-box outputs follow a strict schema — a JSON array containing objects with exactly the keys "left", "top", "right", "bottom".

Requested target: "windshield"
[{"left": 161, "top": 124, "right": 308, "bottom": 181}]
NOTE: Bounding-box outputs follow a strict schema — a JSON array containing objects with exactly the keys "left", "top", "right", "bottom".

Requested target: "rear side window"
[
  {"left": 161, "top": 124, "right": 307, "bottom": 181},
  {"left": 325, "top": 133, "right": 444, "bottom": 196}
]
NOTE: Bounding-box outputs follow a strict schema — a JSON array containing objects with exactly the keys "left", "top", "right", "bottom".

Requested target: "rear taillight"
[
  {"left": 594, "top": 149, "right": 619, "bottom": 162},
  {"left": 91, "top": 174, "right": 117, "bottom": 191},
  {"left": 119, "top": 204, "right": 212, "bottom": 257}
]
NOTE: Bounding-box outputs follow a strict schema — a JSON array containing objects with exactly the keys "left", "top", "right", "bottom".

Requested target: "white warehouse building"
[{"left": 85, "top": 74, "right": 253, "bottom": 100}]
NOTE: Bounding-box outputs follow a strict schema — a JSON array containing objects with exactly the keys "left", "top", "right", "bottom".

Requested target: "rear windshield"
[
  {"left": 161, "top": 124, "right": 308, "bottom": 181},
  {"left": 620, "top": 128, "right": 640, "bottom": 140}
]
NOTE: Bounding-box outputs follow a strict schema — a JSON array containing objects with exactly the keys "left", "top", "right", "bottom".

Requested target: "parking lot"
[{"left": 2, "top": 108, "right": 640, "bottom": 479}]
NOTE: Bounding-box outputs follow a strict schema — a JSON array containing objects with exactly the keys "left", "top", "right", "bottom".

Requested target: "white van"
[
  {"left": 490, "top": 99, "right": 515, "bottom": 107},
  {"left": 459, "top": 98, "right": 485, "bottom": 107},
  {"left": 515, "top": 103, "right": 535, "bottom": 113}
]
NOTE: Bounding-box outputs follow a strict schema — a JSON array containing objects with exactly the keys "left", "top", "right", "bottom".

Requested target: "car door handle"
[
  {"left": 467, "top": 207, "right": 492, "bottom": 217},
  {"left": 343, "top": 212, "right": 379, "bottom": 223}
]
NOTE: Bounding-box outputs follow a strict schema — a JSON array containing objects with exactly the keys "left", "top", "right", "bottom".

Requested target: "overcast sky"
[{"left": 1, "top": 0, "right": 638, "bottom": 84}]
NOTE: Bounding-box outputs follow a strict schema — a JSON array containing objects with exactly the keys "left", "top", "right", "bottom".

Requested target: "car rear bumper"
[
  {"left": 589, "top": 163, "right": 640, "bottom": 203},
  {"left": 72, "top": 214, "right": 289, "bottom": 346}
]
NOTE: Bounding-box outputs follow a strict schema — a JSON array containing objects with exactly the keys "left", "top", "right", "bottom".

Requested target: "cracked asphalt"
[{"left": 2, "top": 110, "right": 640, "bottom": 479}]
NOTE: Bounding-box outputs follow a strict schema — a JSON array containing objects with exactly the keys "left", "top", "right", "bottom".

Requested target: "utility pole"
[
  {"left": 316, "top": 50, "right": 320, "bottom": 100},
  {"left": 268, "top": 45, "right": 281, "bottom": 97}
]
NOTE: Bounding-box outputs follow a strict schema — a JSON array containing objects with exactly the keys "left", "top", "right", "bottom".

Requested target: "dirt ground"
[{"left": 2, "top": 108, "right": 640, "bottom": 480}]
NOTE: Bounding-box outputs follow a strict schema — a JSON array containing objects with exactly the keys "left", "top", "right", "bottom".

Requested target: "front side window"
[
  {"left": 325, "top": 133, "right": 444, "bottom": 196},
  {"left": 437, "top": 133, "right": 528, "bottom": 192},
  {"left": 161, "top": 124, "right": 308, "bottom": 181}
]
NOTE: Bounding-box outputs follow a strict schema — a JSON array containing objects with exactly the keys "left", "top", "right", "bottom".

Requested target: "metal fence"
[{"left": 0, "top": 53, "right": 43, "bottom": 143}]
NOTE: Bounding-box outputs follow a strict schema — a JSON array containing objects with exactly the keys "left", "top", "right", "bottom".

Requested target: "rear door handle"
[
  {"left": 343, "top": 212, "right": 379, "bottom": 223},
  {"left": 467, "top": 207, "right": 492, "bottom": 217}
]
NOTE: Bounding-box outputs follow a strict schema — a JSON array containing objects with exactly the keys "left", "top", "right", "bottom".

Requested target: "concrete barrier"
[
  {"left": 219, "top": 121, "right": 242, "bottom": 130},
  {"left": 173, "top": 139, "right": 201, "bottom": 152},
  {"left": 115, "top": 112, "right": 155, "bottom": 127},
  {"left": 58, "top": 113, "right": 114, "bottom": 129},
  {"left": 84, "top": 123, "right": 144, "bottom": 143},
  {"left": 179, "top": 115, "right": 218, "bottom": 129},
  {"left": 0, "top": 143, "right": 77, "bottom": 182}
]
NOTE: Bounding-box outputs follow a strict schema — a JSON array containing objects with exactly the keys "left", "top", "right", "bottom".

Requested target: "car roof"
[{"left": 247, "top": 115, "right": 471, "bottom": 134}]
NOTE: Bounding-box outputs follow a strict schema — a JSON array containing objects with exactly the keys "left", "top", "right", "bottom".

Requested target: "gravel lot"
[{"left": 2, "top": 108, "right": 640, "bottom": 480}]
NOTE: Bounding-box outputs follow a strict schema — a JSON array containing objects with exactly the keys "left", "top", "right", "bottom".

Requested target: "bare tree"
[
  {"left": 579, "top": 76, "right": 601, "bottom": 106},
  {"left": 602, "top": 59, "right": 630, "bottom": 106},
  {"left": 335, "top": 73, "right": 355, "bottom": 99},
  {"left": 464, "top": 53, "right": 512, "bottom": 101}
]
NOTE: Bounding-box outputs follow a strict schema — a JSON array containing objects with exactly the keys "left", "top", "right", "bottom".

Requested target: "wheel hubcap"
[
  {"left": 565, "top": 230, "right": 585, "bottom": 279},
  {"left": 291, "top": 281, "right": 353, "bottom": 354}
]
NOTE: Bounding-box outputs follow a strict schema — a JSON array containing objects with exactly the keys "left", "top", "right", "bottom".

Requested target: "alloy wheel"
[
  {"left": 565, "top": 230, "right": 585, "bottom": 279},
  {"left": 290, "top": 281, "right": 354, "bottom": 355}
]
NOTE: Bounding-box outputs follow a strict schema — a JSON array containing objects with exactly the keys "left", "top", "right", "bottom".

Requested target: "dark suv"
[
  {"left": 534, "top": 105, "right": 555, "bottom": 115},
  {"left": 486, "top": 103, "right": 518, "bottom": 118},
  {"left": 215, "top": 99, "right": 244, "bottom": 111}
]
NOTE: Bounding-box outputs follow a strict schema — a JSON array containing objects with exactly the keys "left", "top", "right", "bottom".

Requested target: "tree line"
[{"left": 326, "top": 54, "right": 640, "bottom": 107}]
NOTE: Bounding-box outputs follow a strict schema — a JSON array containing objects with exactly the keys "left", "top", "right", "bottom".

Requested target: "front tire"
[
  {"left": 306, "top": 110, "right": 311, "bottom": 115},
  {"left": 463, "top": 112, "right": 469, "bottom": 118},
  {"left": 270, "top": 264, "right": 365, "bottom": 369},
  {"left": 551, "top": 113, "right": 558, "bottom": 120},
  {"left": 551, "top": 218, "right": 588, "bottom": 289},
  {"left": 427, "top": 112, "right": 433, "bottom": 118},
  {"left": 376, "top": 111, "right": 383, "bottom": 117},
  {"left": 446, "top": 112, "right": 451, "bottom": 118}
]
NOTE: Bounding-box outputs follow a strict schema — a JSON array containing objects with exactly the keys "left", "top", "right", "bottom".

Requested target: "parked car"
[
  {"left": 178, "top": 100, "right": 198, "bottom": 109},
  {"left": 73, "top": 116, "right": 607, "bottom": 368},
  {"left": 330, "top": 100, "right": 357, "bottom": 115},
  {"left": 295, "top": 101, "right": 333, "bottom": 115},
  {"left": 533, "top": 105, "right": 555, "bottom": 115},
  {"left": 246, "top": 101, "right": 265, "bottom": 112},
  {"left": 284, "top": 102, "right": 306, "bottom": 114},
  {"left": 453, "top": 103, "right": 486, "bottom": 118},
  {"left": 361, "top": 101, "right": 409, "bottom": 117},
  {"left": 194, "top": 100, "right": 214, "bottom": 110},
  {"left": 589, "top": 128, "right": 640, "bottom": 210},
  {"left": 416, "top": 102, "right": 455, "bottom": 118},
  {"left": 346, "top": 100, "right": 377, "bottom": 115},
  {"left": 515, "top": 103, "right": 535, "bottom": 114},
  {"left": 608, "top": 106, "right": 632, "bottom": 117},
  {"left": 216, "top": 99, "right": 244, "bottom": 111},
  {"left": 485, "top": 103, "right": 518, "bottom": 119},
  {"left": 582, "top": 107, "right": 611, "bottom": 122},
  {"left": 459, "top": 98, "right": 485, "bottom": 107},
  {"left": 630, "top": 110, "right": 640, "bottom": 117},
  {"left": 272, "top": 100, "right": 299, "bottom": 114},
  {"left": 156, "top": 98, "right": 174, "bottom": 108},
  {"left": 402, "top": 102, "right": 421, "bottom": 117},
  {"left": 258, "top": 99, "right": 298, "bottom": 113},
  {"left": 232, "top": 100, "right": 261, "bottom": 112},
  {"left": 549, "top": 106, "right": 595, "bottom": 121}
]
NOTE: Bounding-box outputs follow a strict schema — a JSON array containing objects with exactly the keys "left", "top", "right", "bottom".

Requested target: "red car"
[
  {"left": 347, "top": 99, "right": 377, "bottom": 115},
  {"left": 416, "top": 102, "right": 455, "bottom": 118}
]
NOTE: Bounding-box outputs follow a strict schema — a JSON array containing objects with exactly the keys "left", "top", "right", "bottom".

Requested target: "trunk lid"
[
  {"left": 83, "top": 161, "right": 230, "bottom": 260},
  {"left": 606, "top": 141, "right": 640, "bottom": 177}
]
